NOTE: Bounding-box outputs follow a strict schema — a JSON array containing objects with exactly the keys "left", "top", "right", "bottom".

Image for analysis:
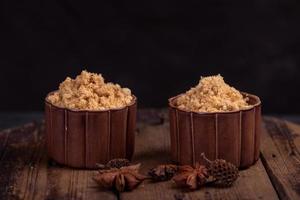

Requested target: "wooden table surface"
[{"left": 0, "top": 110, "right": 299, "bottom": 200}]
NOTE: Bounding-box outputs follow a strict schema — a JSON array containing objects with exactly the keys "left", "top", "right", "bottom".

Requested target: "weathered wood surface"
[
  {"left": 0, "top": 122, "right": 116, "bottom": 200},
  {"left": 261, "top": 117, "right": 300, "bottom": 200},
  {"left": 121, "top": 111, "right": 279, "bottom": 200},
  {"left": 0, "top": 110, "right": 299, "bottom": 200}
]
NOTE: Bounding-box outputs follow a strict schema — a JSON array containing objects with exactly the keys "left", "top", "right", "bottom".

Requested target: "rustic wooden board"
[
  {"left": 0, "top": 110, "right": 299, "bottom": 200},
  {"left": 121, "top": 114, "right": 279, "bottom": 200},
  {"left": 0, "top": 122, "right": 116, "bottom": 200},
  {"left": 261, "top": 117, "right": 300, "bottom": 200}
]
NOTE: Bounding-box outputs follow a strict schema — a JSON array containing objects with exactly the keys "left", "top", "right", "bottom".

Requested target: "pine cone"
[
  {"left": 201, "top": 153, "right": 239, "bottom": 187},
  {"left": 96, "top": 158, "right": 130, "bottom": 169},
  {"left": 172, "top": 163, "right": 208, "bottom": 190},
  {"left": 148, "top": 164, "right": 178, "bottom": 181}
]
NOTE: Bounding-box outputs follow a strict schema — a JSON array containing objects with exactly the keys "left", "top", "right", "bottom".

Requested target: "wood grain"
[
  {"left": 121, "top": 111, "right": 279, "bottom": 200},
  {"left": 260, "top": 117, "right": 300, "bottom": 200},
  {"left": 0, "top": 122, "right": 116, "bottom": 200},
  {"left": 1, "top": 110, "right": 300, "bottom": 200},
  {"left": 0, "top": 123, "right": 39, "bottom": 200}
]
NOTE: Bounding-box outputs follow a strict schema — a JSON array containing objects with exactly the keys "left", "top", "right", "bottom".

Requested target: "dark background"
[{"left": 0, "top": 1, "right": 299, "bottom": 113}]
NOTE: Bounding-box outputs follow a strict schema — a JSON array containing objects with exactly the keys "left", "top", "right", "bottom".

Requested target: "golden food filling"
[
  {"left": 47, "top": 70, "right": 133, "bottom": 110},
  {"left": 175, "top": 75, "right": 251, "bottom": 112}
]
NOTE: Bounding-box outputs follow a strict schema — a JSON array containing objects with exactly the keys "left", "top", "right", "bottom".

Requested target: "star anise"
[
  {"left": 172, "top": 163, "right": 209, "bottom": 190},
  {"left": 148, "top": 164, "right": 178, "bottom": 181},
  {"left": 93, "top": 163, "right": 147, "bottom": 192}
]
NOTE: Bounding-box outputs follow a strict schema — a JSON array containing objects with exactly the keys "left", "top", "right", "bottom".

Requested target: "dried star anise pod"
[
  {"left": 172, "top": 163, "right": 209, "bottom": 190},
  {"left": 96, "top": 158, "right": 130, "bottom": 169},
  {"left": 93, "top": 163, "right": 147, "bottom": 192},
  {"left": 148, "top": 164, "right": 178, "bottom": 181}
]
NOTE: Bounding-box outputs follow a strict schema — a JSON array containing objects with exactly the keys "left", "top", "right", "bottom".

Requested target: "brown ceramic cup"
[
  {"left": 169, "top": 92, "right": 261, "bottom": 168},
  {"left": 45, "top": 91, "right": 137, "bottom": 169}
]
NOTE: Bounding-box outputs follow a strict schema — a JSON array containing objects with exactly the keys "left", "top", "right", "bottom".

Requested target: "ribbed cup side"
[
  {"left": 45, "top": 96, "right": 137, "bottom": 169},
  {"left": 85, "top": 112, "right": 110, "bottom": 168},
  {"left": 169, "top": 107, "right": 178, "bottom": 162},
  {"left": 177, "top": 110, "right": 193, "bottom": 165},
  {"left": 192, "top": 113, "right": 216, "bottom": 165},
  {"left": 45, "top": 103, "right": 52, "bottom": 158},
  {"left": 217, "top": 112, "right": 241, "bottom": 166},
  {"left": 67, "top": 111, "right": 86, "bottom": 167},
  {"left": 110, "top": 109, "right": 128, "bottom": 159},
  {"left": 169, "top": 93, "right": 261, "bottom": 168},
  {"left": 45, "top": 105, "right": 65, "bottom": 164},
  {"left": 254, "top": 105, "right": 262, "bottom": 161},
  {"left": 240, "top": 109, "right": 255, "bottom": 167},
  {"left": 126, "top": 103, "right": 137, "bottom": 159}
]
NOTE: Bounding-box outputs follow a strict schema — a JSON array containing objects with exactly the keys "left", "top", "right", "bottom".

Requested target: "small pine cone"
[
  {"left": 96, "top": 159, "right": 130, "bottom": 169},
  {"left": 208, "top": 159, "right": 239, "bottom": 187},
  {"left": 148, "top": 164, "right": 178, "bottom": 181}
]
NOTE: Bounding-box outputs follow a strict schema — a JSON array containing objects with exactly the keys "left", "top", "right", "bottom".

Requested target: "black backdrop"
[{"left": 0, "top": 0, "right": 300, "bottom": 113}]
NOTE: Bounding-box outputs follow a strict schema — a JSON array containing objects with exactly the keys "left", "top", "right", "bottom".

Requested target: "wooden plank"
[
  {"left": 45, "top": 164, "right": 116, "bottom": 200},
  {"left": 2, "top": 111, "right": 299, "bottom": 200},
  {"left": 120, "top": 112, "right": 279, "bottom": 200},
  {"left": 0, "top": 122, "right": 38, "bottom": 200},
  {"left": 188, "top": 160, "right": 279, "bottom": 200},
  {"left": 260, "top": 117, "right": 300, "bottom": 200},
  {"left": 0, "top": 122, "right": 117, "bottom": 200}
]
